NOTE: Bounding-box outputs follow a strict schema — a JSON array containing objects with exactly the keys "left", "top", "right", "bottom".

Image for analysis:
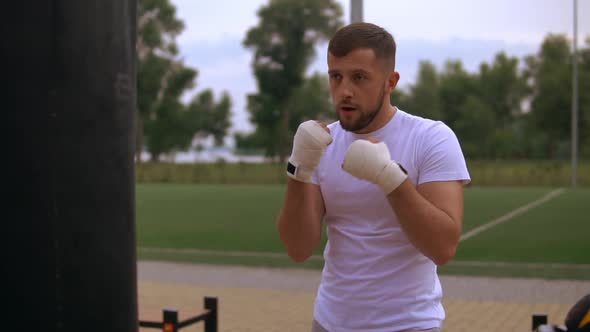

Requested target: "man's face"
[{"left": 327, "top": 48, "right": 396, "bottom": 133}]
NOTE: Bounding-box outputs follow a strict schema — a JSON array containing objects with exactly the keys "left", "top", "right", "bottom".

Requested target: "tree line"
[
  {"left": 136, "top": 0, "right": 231, "bottom": 162},
  {"left": 137, "top": 0, "right": 589, "bottom": 162},
  {"left": 389, "top": 35, "right": 590, "bottom": 160}
]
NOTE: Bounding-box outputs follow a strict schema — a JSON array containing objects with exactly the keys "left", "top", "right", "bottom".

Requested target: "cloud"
[
  {"left": 171, "top": 0, "right": 590, "bottom": 47},
  {"left": 395, "top": 38, "right": 538, "bottom": 88},
  {"left": 172, "top": 0, "right": 266, "bottom": 44},
  {"left": 179, "top": 37, "right": 256, "bottom": 133}
]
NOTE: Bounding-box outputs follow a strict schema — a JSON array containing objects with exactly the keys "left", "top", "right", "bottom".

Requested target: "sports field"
[{"left": 136, "top": 184, "right": 590, "bottom": 280}]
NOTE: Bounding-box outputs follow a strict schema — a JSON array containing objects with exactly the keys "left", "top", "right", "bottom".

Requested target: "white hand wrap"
[
  {"left": 287, "top": 120, "right": 333, "bottom": 183},
  {"left": 342, "top": 140, "right": 408, "bottom": 194}
]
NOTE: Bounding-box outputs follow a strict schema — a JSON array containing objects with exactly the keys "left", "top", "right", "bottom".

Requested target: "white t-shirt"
[{"left": 312, "top": 109, "right": 471, "bottom": 332}]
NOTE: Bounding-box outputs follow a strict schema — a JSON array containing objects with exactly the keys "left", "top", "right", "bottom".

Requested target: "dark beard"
[{"left": 338, "top": 88, "right": 386, "bottom": 133}]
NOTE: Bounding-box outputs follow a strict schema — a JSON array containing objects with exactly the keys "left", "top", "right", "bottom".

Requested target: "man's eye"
[
  {"left": 353, "top": 74, "right": 365, "bottom": 81},
  {"left": 330, "top": 74, "right": 341, "bottom": 80}
]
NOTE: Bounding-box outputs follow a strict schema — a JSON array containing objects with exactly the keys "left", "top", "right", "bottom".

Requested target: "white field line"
[
  {"left": 138, "top": 247, "right": 324, "bottom": 261},
  {"left": 448, "top": 260, "right": 590, "bottom": 270},
  {"left": 460, "top": 188, "right": 566, "bottom": 242},
  {"left": 138, "top": 248, "right": 590, "bottom": 270},
  {"left": 139, "top": 188, "right": 572, "bottom": 268}
]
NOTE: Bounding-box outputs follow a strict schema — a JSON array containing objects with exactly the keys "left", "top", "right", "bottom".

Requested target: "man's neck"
[{"left": 355, "top": 104, "right": 397, "bottom": 134}]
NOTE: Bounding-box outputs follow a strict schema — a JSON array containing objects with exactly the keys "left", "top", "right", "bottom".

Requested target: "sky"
[{"left": 169, "top": 0, "right": 589, "bottom": 139}]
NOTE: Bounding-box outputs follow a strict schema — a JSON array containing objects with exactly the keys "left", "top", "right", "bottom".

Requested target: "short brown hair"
[{"left": 328, "top": 22, "right": 396, "bottom": 70}]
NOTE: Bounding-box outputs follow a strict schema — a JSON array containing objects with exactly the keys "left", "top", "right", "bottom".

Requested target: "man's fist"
[
  {"left": 342, "top": 139, "right": 407, "bottom": 194},
  {"left": 287, "top": 120, "right": 332, "bottom": 183}
]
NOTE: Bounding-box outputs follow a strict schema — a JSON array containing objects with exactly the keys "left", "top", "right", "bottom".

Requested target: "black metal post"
[
  {"left": 532, "top": 314, "right": 548, "bottom": 331},
  {"left": 571, "top": 0, "right": 579, "bottom": 189},
  {"left": 163, "top": 310, "right": 179, "bottom": 332},
  {"left": 204, "top": 297, "right": 219, "bottom": 332}
]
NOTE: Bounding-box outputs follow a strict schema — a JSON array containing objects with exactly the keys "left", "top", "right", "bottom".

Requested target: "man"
[{"left": 277, "top": 22, "right": 470, "bottom": 332}]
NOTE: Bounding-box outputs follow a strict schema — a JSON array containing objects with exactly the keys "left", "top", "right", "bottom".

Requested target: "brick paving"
[{"left": 138, "top": 261, "right": 589, "bottom": 332}]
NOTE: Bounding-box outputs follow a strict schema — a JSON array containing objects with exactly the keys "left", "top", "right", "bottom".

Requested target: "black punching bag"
[
  {"left": 3, "top": 1, "right": 138, "bottom": 331},
  {"left": 566, "top": 294, "right": 590, "bottom": 332}
]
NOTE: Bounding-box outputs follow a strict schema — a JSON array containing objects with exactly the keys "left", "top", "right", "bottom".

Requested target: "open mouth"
[{"left": 340, "top": 105, "right": 357, "bottom": 113}]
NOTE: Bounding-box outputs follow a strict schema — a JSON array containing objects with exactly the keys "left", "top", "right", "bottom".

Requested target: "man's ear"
[{"left": 387, "top": 71, "right": 400, "bottom": 93}]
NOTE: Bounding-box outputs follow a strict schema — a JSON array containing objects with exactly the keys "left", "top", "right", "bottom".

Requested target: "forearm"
[
  {"left": 277, "top": 179, "right": 323, "bottom": 262},
  {"left": 387, "top": 180, "right": 461, "bottom": 266}
]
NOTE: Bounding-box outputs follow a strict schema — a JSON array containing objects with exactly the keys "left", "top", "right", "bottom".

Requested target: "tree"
[
  {"left": 524, "top": 34, "right": 573, "bottom": 159},
  {"left": 404, "top": 61, "right": 442, "bottom": 120},
  {"left": 284, "top": 72, "right": 335, "bottom": 132},
  {"left": 187, "top": 90, "right": 232, "bottom": 146},
  {"left": 438, "top": 60, "right": 479, "bottom": 129},
  {"left": 137, "top": 0, "right": 232, "bottom": 162},
  {"left": 453, "top": 95, "right": 496, "bottom": 159},
  {"left": 389, "top": 35, "right": 590, "bottom": 160},
  {"left": 235, "top": 72, "right": 334, "bottom": 156},
  {"left": 137, "top": 0, "right": 184, "bottom": 161},
  {"left": 478, "top": 52, "right": 528, "bottom": 125},
  {"left": 141, "top": 59, "right": 197, "bottom": 161},
  {"left": 390, "top": 86, "right": 409, "bottom": 111},
  {"left": 476, "top": 52, "right": 529, "bottom": 158},
  {"left": 241, "top": 0, "right": 343, "bottom": 160}
]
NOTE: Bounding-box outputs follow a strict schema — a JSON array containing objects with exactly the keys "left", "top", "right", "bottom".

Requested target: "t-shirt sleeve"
[{"left": 417, "top": 122, "right": 471, "bottom": 186}]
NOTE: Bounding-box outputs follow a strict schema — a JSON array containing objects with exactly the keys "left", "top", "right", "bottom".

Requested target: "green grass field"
[{"left": 136, "top": 184, "right": 590, "bottom": 280}]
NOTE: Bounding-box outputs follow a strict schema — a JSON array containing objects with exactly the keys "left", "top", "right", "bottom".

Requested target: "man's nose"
[{"left": 338, "top": 79, "right": 354, "bottom": 99}]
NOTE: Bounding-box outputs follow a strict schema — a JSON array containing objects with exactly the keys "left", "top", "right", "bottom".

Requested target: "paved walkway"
[{"left": 138, "top": 261, "right": 590, "bottom": 332}]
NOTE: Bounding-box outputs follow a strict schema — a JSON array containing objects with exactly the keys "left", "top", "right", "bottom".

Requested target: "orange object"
[{"left": 163, "top": 322, "right": 175, "bottom": 332}]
